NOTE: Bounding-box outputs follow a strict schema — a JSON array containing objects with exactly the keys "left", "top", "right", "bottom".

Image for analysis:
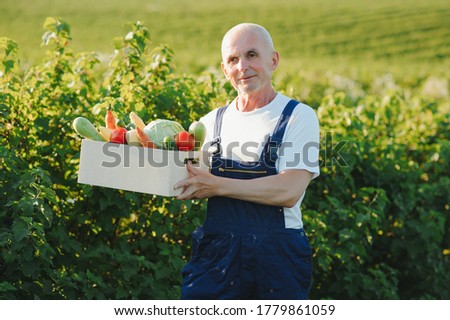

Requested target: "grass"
[{"left": 1, "top": 0, "right": 449, "bottom": 80}]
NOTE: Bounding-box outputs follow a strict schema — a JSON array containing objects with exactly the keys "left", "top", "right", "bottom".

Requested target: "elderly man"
[{"left": 175, "top": 23, "right": 320, "bottom": 299}]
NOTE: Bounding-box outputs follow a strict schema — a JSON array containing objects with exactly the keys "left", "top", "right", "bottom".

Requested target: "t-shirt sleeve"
[{"left": 277, "top": 104, "right": 320, "bottom": 179}]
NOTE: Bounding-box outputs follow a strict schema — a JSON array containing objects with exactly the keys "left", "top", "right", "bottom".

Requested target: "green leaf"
[
  {"left": 3, "top": 60, "right": 14, "bottom": 73},
  {"left": 115, "top": 287, "right": 129, "bottom": 299},
  {"left": 12, "top": 219, "right": 29, "bottom": 242},
  {"left": 43, "top": 17, "right": 57, "bottom": 30},
  {"left": 0, "top": 282, "right": 17, "bottom": 293}
]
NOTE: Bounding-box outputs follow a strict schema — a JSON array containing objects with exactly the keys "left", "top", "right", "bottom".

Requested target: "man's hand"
[
  {"left": 174, "top": 162, "right": 219, "bottom": 200},
  {"left": 174, "top": 161, "right": 313, "bottom": 207}
]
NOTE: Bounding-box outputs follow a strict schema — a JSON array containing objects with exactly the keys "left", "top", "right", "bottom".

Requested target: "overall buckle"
[
  {"left": 208, "top": 136, "right": 222, "bottom": 156},
  {"left": 265, "top": 138, "right": 279, "bottom": 164}
]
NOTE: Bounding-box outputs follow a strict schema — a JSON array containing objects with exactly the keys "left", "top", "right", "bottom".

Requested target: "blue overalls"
[{"left": 181, "top": 99, "right": 312, "bottom": 300}]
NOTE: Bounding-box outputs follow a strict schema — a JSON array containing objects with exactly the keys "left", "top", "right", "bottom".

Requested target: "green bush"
[
  {"left": 0, "top": 18, "right": 223, "bottom": 299},
  {"left": 304, "top": 91, "right": 449, "bottom": 299},
  {"left": 1, "top": 18, "right": 448, "bottom": 299}
]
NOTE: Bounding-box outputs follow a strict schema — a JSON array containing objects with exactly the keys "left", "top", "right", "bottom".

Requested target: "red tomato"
[
  {"left": 174, "top": 131, "right": 195, "bottom": 151},
  {"left": 110, "top": 127, "right": 128, "bottom": 144}
]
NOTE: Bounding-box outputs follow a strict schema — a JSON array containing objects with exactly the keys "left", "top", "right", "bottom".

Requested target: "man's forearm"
[{"left": 216, "top": 169, "right": 313, "bottom": 208}]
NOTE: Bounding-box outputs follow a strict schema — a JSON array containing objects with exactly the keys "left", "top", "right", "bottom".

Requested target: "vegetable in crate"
[
  {"left": 110, "top": 127, "right": 128, "bottom": 144},
  {"left": 99, "top": 126, "right": 113, "bottom": 141},
  {"left": 105, "top": 108, "right": 116, "bottom": 129},
  {"left": 125, "top": 129, "right": 141, "bottom": 146},
  {"left": 126, "top": 123, "right": 136, "bottom": 130},
  {"left": 143, "top": 119, "right": 185, "bottom": 148},
  {"left": 189, "top": 121, "right": 206, "bottom": 150},
  {"left": 115, "top": 118, "right": 126, "bottom": 128},
  {"left": 73, "top": 117, "right": 106, "bottom": 141},
  {"left": 136, "top": 127, "right": 156, "bottom": 148},
  {"left": 163, "top": 135, "right": 175, "bottom": 150},
  {"left": 174, "top": 131, "right": 195, "bottom": 151},
  {"left": 129, "top": 112, "right": 146, "bottom": 130}
]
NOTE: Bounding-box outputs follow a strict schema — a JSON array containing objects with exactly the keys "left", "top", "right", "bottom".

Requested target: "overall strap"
[
  {"left": 262, "top": 99, "right": 300, "bottom": 164},
  {"left": 271, "top": 99, "right": 299, "bottom": 144},
  {"left": 210, "top": 105, "right": 228, "bottom": 155},
  {"left": 214, "top": 105, "right": 228, "bottom": 138}
]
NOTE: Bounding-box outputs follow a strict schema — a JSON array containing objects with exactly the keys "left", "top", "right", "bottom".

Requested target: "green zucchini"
[{"left": 73, "top": 117, "right": 106, "bottom": 141}]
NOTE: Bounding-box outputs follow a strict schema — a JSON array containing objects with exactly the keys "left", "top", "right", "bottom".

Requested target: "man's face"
[{"left": 221, "top": 30, "right": 279, "bottom": 96}]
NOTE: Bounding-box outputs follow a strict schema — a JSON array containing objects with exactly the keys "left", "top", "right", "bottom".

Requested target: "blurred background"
[{"left": 1, "top": 0, "right": 449, "bottom": 76}]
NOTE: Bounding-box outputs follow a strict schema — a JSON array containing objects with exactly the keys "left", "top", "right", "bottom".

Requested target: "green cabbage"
[{"left": 143, "top": 119, "right": 185, "bottom": 148}]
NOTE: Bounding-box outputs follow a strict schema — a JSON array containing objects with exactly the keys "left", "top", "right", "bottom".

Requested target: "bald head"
[
  {"left": 220, "top": 23, "right": 280, "bottom": 98},
  {"left": 221, "top": 23, "right": 275, "bottom": 62}
]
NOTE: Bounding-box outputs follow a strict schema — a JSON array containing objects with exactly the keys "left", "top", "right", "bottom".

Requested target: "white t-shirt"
[{"left": 200, "top": 93, "right": 320, "bottom": 229}]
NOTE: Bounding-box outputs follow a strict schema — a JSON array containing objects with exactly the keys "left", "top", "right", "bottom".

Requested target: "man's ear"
[
  {"left": 271, "top": 51, "right": 280, "bottom": 71},
  {"left": 221, "top": 62, "right": 229, "bottom": 79}
]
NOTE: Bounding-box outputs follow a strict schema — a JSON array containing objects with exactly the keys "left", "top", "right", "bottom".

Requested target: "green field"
[{"left": 1, "top": 0, "right": 449, "bottom": 78}]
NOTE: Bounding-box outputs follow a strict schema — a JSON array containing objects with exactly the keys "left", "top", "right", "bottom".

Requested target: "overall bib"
[{"left": 181, "top": 99, "right": 312, "bottom": 299}]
